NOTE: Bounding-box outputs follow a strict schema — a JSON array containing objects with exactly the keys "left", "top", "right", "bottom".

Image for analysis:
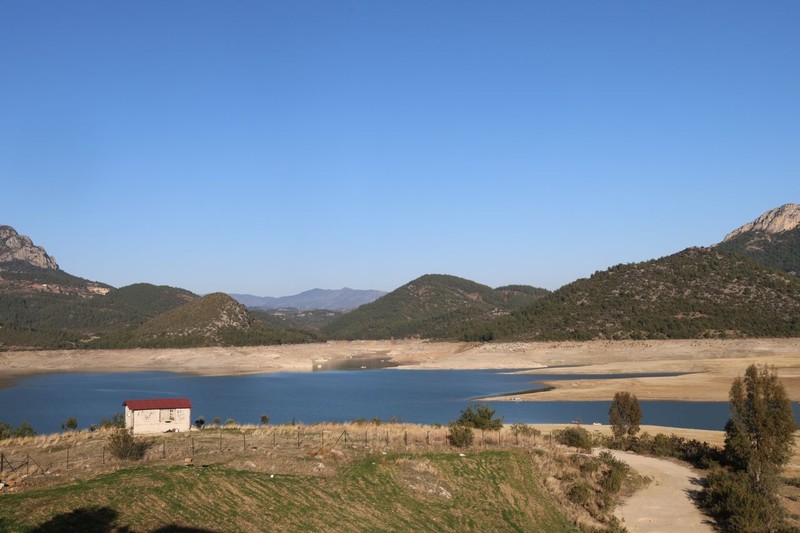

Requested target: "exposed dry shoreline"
[{"left": 2, "top": 338, "right": 800, "bottom": 402}]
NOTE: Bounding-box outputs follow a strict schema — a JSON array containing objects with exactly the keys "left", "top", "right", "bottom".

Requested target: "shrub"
[
  {"left": 99, "top": 412, "right": 125, "bottom": 429},
  {"left": 510, "top": 423, "right": 541, "bottom": 438},
  {"left": 259, "top": 414, "right": 270, "bottom": 426},
  {"left": 107, "top": 429, "right": 154, "bottom": 461},
  {"left": 61, "top": 417, "right": 78, "bottom": 431},
  {"left": 555, "top": 426, "right": 593, "bottom": 452},
  {"left": 195, "top": 417, "right": 205, "bottom": 429},
  {"left": 456, "top": 403, "right": 503, "bottom": 430},
  {"left": 13, "top": 422, "right": 36, "bottom": 438},
  {"left": 567, "top": 481, "right": 593, "bottom": 506},
  {"left": 448, "top": 425, "right": 474, "bottom": 448}
]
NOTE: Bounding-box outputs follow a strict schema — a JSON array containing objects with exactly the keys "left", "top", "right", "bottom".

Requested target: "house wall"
[{"left": 125, "top": 406, "right": 191, "bottom": 434}]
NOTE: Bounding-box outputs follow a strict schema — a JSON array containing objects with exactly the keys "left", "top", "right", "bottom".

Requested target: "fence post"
[
  {"left": 404, "top": 431, "right": 408, "bottom": 448},
  {"left": 191, "top": 435, "right": 195, "bottom": 455},
  {"left": 0, "top": 453, "right": 4, "bottom": 473},
  {"left": 163, "top": 439, "right": 166, "bottom": 459},
  {"left": 364, "top": 430, "right": 368, "bottom": 446},
  {"left": 102, "top": 446, "right": 105, "bottom": 465},
  {"left": 66, "top": 448, "right": 70, "bottom": 469},
  {"left": 344, "top": 430, "right": 347, "bottom": 446},
  {"left": 297, "top": 428, "right": 301, "bottom": 448},
  {"left": 243, "top": 432, "right": 246, "bottom": 452},
  {"left": 219, "top": 429, "right": 222, "bottom": 452},
  {"left": 273, "top": 430, "right": 276, "bottom": 447},
  {"left": 427, "top": 431, "right": 430, "bottom": 446}
]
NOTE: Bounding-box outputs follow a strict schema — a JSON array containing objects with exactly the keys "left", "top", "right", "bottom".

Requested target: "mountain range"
[
  {"left": 1, "top": 203, "right": 799, "bottom": 349},
  {"left": 229, "top": 288, "right": 387, "bottom": 311}
]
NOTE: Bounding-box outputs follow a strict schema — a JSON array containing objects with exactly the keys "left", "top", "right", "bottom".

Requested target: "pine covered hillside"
[
  {"left": 102, "top": 283, "right": 199, "bottom": 316},
  {"left": 322, "top": 274, "right": 549, "bottom": 340},
  {"left": 466, "top": 248, "right": 800, "bottom": 342},
  {"left": 92, "top": 293, "right": 320, "bottom": 348},
  {"left": 716, "top": 204, "right": 800, "bottom": 277}
]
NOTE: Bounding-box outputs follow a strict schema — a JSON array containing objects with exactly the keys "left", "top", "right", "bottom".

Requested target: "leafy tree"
[
  {"left": 61, "top": 417, "right": 78, "bottom": 431},
  {"left": 724, "top": 364, "right": 796, "bottom": 491},
  {"left": 259, "top": 414, "right": 270, "bottom": 426},
  {"left": 609, "top": 392, "right": 642, "bottom": 442},
  {"left": 456, "top": 403, "right": 504, "bottom": 430},
  {"left": 195, "top": 417, "right": 205, "bottom": 429}
]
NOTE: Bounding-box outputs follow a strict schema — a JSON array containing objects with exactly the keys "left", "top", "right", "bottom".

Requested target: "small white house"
[{"left": 123, "top": 398, "right": 192, "bottom": 435}]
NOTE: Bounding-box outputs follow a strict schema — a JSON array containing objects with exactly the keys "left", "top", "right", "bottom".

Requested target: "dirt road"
[{"left": 603, "top": 449, "right": 715, "bottom": 533}]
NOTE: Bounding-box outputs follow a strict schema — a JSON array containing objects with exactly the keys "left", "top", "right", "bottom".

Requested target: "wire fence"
[{"left": 0, "top": 425, "right": 550, "bottom": 484}]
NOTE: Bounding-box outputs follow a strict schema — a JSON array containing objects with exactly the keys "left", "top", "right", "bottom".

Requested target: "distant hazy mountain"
[
  {"left": 229, "top": 288, "right": 387, "bottom": 311},
  {"left": 715, "top": 203, "right": 800, "bottom": 276}
]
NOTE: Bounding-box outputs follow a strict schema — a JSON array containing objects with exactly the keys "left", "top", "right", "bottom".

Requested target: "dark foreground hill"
[
  {"left": 322, "top": 274, "right": 549, "bottom": 340},
  {"left": 465, "top": 248, "right": 800, "bottom": 342}
]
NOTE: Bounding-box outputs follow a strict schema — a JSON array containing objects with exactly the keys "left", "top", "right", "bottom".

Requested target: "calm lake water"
[{"left": 1, "top": 369, "right": 798, "bottom": 435}]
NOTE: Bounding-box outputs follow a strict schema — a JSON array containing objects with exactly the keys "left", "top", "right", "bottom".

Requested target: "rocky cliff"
[
  {"left": 723, "top": 204, "right": 800, "bottom": 242},
  {"left": 0, "top": 225, "right": 59, "bottom": 269}
]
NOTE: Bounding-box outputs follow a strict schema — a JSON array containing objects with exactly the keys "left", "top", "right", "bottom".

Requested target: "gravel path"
[{"left": 603, "top": 449, "right": 716, "bottom": 533}]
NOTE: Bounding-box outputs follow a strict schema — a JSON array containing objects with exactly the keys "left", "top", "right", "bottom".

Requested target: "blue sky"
[{"left": 2, "top": 2, "right": 798, "bottom": 296}]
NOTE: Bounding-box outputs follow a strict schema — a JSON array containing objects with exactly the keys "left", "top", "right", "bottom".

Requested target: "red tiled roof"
[{"left": 123, "top": 398, "right": 192, "bottom": 411}]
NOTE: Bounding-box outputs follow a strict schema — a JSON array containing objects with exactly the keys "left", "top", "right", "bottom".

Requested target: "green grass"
[{"left": 0, "top": 451, "right": 577, "bottom": 532}]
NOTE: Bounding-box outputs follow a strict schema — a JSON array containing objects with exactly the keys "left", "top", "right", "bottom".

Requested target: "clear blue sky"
[{"left": 2, "top": 2, "right": 798, "bottom": 296}]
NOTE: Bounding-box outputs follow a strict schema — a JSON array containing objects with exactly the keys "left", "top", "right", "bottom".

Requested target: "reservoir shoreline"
[{"left": 1, "top": 338, "right": 800, "bottom": 402}]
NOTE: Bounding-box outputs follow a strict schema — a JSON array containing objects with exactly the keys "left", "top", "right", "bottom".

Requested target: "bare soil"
[{"left": 601, "top": 449, "right": 715, "bottom": 533}]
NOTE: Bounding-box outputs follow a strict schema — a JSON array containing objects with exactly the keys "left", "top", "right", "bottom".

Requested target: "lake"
[{"left": 1, "top": 369, "right": 798, "bottom": 435}]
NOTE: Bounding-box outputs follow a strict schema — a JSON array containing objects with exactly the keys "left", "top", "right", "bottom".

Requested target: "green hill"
[
  {"left": 716, "top": 226, "right": 800, "bottom": 277},
  {"left": 0, "top": 266, "right": 203, "bottom": 349},
  {"left": 102, "top": 283, "right": 199, "bottom": 316},
  {"left": 92, "top": 292, "right": 321, "bottom": 348},
  {"left": 322, "top": 274, "right": 549, "bottom": 340},
  {"left": 465, "top": 248, "right": 800, "bottom": 342}
]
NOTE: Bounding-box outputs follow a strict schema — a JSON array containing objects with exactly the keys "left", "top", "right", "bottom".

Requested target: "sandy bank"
[{"left": 2, "top": 338, "right": 799, "bottom": 402}]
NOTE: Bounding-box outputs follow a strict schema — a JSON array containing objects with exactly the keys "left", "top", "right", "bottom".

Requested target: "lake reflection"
[{"left": 1, "top": 369, "right": 798, "bottom": 435}]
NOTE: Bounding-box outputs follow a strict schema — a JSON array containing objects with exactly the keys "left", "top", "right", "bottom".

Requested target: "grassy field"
[{"left": 0, "top": 448, "right": 577, "bottom": 532}]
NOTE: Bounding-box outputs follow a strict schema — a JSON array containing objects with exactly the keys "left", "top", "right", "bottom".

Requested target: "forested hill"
[
  {"left": 716, "top": 226, "right": 800, "bottom": 277},
  {"left": 322, "top": 274, "right": 549, "bottom": 340},
  {"left": 714, "top": 203, "right": 800, "bottom": 277},
  {"left": 90, "top": 292, "right": 320, "bottom": 348},
  {"left": 464, "top": 248, "right": 800, "bottom": 342}
]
